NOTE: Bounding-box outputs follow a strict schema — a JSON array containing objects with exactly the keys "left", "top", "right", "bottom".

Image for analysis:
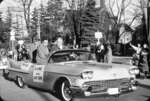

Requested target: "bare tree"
[
  {"left": 106, "top": 0, "right": 132, "bottom": 26},
  {"left": 105, "top": 0, "right": 147, "bottom": 44},
  {"left": 105, "top": 0, "right": 146, "bottom": 55},
  {"left": 129, "top": 0, "right": 147, "bottom": 26},
  {"left": 130, "top": 0, "right": 149, "bottom": 45},
  {"left": 106, "top": 0, "right": 147, "bottom": 28},
  {"left": 65, "top": 0, "right": 87, "bottom": 10},
  {"left": 64, "top": 0, "right": 87, "bottom": 46},
  {"left": 15, "top": 0, "right": 33, "bottom": 35}
]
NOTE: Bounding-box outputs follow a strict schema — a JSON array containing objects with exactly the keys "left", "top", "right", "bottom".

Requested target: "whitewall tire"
[
  {"left": 57, "top": 80, "right": 72, "bottom": 101},
  {"left": 17, "top": 77, "right": 25, "bottom": 88}
]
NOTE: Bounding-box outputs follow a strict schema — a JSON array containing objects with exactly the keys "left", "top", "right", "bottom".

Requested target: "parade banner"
[
  {"left": 20, "top": 62, "right": 32, "bottom": 71},
  {"left": 33, "top": 65, "right": 45, "bottom": 83},
  {"left": 0, "top": 62, "right": 8, "bottom": 69}
]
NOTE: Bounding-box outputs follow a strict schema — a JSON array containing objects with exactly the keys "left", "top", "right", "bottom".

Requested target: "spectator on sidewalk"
[
  {"left": 95, "top": 40, "right": 106, "bottom": 62},
  {"left": 140, "top": 43, "right": 150, "bottom": 78},
  {"left": 36, "top": 38, "right": 49, "bottom": 65},
  {"left": 130, "top": 43, "right": 142, "bottom": 66},
  {"left": 104, "top": 42, "right": 112, "bottom": 63},
  {"left": 130, "top": 43, "right": 142, "bottom": 56}
]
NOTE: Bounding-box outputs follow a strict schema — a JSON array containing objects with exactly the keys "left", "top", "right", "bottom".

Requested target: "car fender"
[{"left": 44, "top": 71, "right": 78, "bottom": 92}]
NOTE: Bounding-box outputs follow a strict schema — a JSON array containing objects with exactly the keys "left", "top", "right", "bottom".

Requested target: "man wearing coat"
[{"left": 36, "top": 39, "right": 49, "bottom": 65}]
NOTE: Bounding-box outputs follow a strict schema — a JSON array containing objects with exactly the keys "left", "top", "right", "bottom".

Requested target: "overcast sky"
[
  {"left": 0, "top": 0, "right": 101, "bottom": 13},
  {"left": 0, "top": 0, "right": 48, "bottom": 12}
]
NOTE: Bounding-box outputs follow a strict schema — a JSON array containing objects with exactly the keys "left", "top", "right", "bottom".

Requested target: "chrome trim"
[{"left": 70, "top": 84, "right": 136, "bottom": 97}]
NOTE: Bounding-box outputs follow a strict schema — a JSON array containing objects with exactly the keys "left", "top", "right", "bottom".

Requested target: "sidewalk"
[{"left": 137, "top": 79, "right": 150, "bottom": 85}]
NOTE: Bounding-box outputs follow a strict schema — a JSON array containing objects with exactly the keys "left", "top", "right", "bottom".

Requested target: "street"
[
  {"left": 0, "top": 72, "right": 150, "bottom": 101},
  {"left": 0, "top": 0, "right": 149, "bottom": 100}
]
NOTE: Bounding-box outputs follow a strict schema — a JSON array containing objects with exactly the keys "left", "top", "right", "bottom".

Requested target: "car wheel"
[
  {"left": 58, "top": 80, "right": 72, "bottom": 101},
  {"left": 16, "top": 77, "right": 25, "bottom": 88}
]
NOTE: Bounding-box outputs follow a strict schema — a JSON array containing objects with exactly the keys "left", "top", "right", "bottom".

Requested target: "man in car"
[
  {"left": 36, "top": 38, "right": 50, "bottom": 65},
  {"left": 50, "top": 37, "right": 68, "bottom": 52},
  {"left": 28, "top": 39, "right": 41, "bottom": 63}
]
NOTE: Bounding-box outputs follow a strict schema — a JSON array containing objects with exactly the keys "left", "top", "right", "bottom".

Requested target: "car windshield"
[{"left": 48, "top": 50, "right": 95, "bottom": 63}]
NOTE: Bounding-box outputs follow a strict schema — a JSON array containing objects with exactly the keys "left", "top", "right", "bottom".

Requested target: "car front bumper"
[
  {"left": 71, "top": 85, "right": 137, "bottom": 97},
  {"left": 70, "top": 80, "right": 137, "bottom": 97}
]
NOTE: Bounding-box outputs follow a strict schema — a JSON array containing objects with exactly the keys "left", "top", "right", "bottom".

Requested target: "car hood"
[{"left": 45, "top": 61, "right": 131, "bottom": 80}]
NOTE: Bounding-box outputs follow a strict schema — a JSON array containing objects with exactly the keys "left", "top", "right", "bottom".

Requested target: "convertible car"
[{"left": 3, "top": 49, "right": 139, "bottom": 101}]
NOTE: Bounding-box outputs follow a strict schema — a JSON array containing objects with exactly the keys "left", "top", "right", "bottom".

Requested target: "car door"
[{"left": 25, "top": 63, "right": 47, "bottom": 89}]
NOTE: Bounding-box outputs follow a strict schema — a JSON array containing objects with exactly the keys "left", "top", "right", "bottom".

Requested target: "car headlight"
[
  {"left": 129, "top": 68, "right": 139, "bottom": 75},
  {"left": 81, "top": 71, "right": 93, "bottom": 79}
]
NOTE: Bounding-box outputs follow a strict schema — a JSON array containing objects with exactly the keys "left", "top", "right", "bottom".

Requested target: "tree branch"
[
  {"left": 116, "top": 0, "right": 120, "bottom": 17},
  {"left": 129, "top": 15, "right": 139, "bottom": 26},
  {"left": 65, "top": 0, "right": 72, "bottom": 9},
  {"left": 124, "top": 0, "right": 131, "bottom": 9},
  {"left": 108, "top": 0, "right": 115, "bottom": 17}
]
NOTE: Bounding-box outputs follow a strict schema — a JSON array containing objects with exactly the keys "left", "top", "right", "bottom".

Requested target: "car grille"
[{"left": 83, "top": 78, "right": 130, "bottom": 92}]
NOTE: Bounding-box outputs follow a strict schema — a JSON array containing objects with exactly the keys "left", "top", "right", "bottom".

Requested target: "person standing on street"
[
  {"left": 36, "top": 38, "right": 49, "bottom": 65},
  {"left": 130, "top": 43, "right": 142, "bottom": 66},
  {"left": 104, "top": 42, "right": 112, "bottom": 63},
  {"left": 130, "top": 43, "right": 142, "bottom": 56},
  {"left": 140, "top": 43, "right": 150, "bottom": 78}
]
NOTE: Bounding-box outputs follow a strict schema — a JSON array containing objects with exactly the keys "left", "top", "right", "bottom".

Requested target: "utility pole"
[
  {"left": 148, "top": 0, "right": 149, "bottom": 25},
  {"left": 37, "top": 9, "right": 41, "bottom": 40},
  {"left": 16, "top": 14, "right": 19, "bottom": 37},
  {"left": 19, "top": 15, "right": 23, "bottom": 38},
  {"left": 37, "top": 0, "right": 43, "bottom": 40},
  {"left": 20, "top": 15, "right": 23, "bottom": 33},
  {"left": 148, "top": 0, "right": 150, "bottom": 48}
]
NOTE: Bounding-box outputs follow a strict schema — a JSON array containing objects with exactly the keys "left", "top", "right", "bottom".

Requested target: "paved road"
[{"left": 0, "top": 73, "right": 150, "bottom": 101}]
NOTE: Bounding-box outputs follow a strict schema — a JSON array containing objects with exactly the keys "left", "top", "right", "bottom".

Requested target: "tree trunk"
[{"left": 148, "top": 32, "right": 150, "bottom": 49}]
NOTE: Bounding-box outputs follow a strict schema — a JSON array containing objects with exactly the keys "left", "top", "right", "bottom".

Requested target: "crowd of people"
[
  {"left": 0, "top": 36, "right": 149, "bottom": 78},
  {"left": 1, "top": 37, "right": 112, "bottom": 65},
  {"left": 95, "top": 40, "right": 112, "bottom": 63},
  {"left": 5, "top": 37, "right": 70, "bottom": 65}
]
